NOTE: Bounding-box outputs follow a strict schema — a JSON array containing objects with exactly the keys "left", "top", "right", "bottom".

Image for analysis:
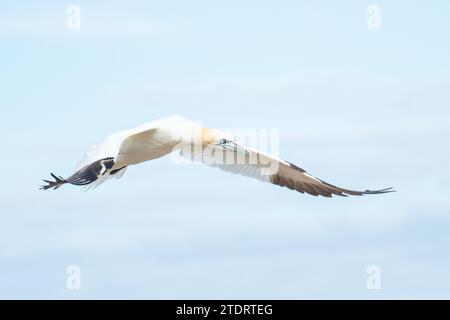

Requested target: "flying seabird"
[{"left": 41, "top": 115, "right": 394, "bottom": 197}]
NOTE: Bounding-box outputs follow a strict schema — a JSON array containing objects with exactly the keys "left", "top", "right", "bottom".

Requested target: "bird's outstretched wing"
[
  {"left": 181, "top": 144, "right": 394, "bottom": 198},
  {"left": 43, "top": 126, "right": 160, "bottom": 191},
  {"left": 41, "top": 157, "right": 115, "bottom": 190}
]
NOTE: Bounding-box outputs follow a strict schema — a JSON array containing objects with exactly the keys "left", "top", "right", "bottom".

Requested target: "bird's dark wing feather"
[
  {"left": 272, "top": 162, "right": 394, "bottom": 197},
  {"left": 184, "top": 145, "right": 394, "bottom": 198},
  {"left": 41, "top": 158, "right": 115, "bottom": 190}
]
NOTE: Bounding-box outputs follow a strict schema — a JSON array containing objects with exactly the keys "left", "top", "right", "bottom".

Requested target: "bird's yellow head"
[
  {"left": 200, "top": 128, "right": 250, "bottom": 155},
  {"left": 201, "top": 128, "right": 234, "bottom": 146}
]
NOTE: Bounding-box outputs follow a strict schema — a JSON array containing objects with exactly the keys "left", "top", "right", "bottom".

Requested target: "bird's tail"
[{"left": 40, "top": 173, "right": 67, "bottom": 190}]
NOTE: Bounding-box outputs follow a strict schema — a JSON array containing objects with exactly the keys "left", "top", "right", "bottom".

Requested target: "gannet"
[{"left": 41, "top": 115, "right": 394, "bottom": 197}]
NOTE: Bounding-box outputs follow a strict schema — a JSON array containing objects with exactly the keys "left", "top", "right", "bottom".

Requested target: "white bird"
[{"left": 41, "top": 115, "right": 394, "bottom": 197}]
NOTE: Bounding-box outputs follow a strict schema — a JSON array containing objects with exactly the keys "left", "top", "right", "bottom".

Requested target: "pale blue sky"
[{"left": 1, "top": 1, "right": 449, "bottom": 299}]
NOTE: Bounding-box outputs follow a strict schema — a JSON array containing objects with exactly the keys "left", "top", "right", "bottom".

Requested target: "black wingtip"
[
  {"left": 363, "top": 187, "right": 396, "bottom": 195},
  {"left": 40, "top": 173, "right": 67, "bottom": 191}
]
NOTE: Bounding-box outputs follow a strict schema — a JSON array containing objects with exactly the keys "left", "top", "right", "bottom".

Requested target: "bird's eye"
[{"left": 220, "top": 139, "right": 227, "bottom": 144}]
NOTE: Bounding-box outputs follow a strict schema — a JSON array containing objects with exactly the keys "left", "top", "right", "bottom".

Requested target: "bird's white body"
[
  {"left": 76, "top": 116, "right": 193, "bottom": 170},
  {"left": 42, "top": 115, "right": 393, "bottom": 197}
]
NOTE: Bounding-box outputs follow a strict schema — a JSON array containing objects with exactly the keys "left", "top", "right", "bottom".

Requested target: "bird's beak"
[{"left": 220, "top": 141, "right": 250, "bottom": 155}]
